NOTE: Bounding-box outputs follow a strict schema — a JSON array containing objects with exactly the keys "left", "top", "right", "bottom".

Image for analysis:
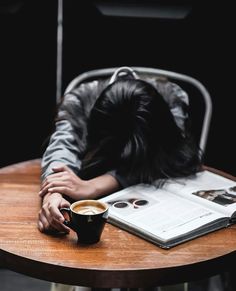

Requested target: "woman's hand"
[
  {"left": 39, "top": 165, "right": 120, "bottom": 201},
  {"left": 39, "top": 165, "right": 98, "bottom": 200},
  {"left": 38, "top": 192, "right": 70, "bottom": 233}
]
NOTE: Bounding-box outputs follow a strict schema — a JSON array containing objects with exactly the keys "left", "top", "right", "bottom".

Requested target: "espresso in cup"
[
  {"left": 73, "top": 201, "right": 105, "bottom": 215},
  {"left": 60, "top": 200, "right": 109, "bottom": 244}
]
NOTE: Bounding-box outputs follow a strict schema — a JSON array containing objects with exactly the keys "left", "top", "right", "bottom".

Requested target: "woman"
[{"left": 38, "top": 67, "right": 202, "bottom": 234}]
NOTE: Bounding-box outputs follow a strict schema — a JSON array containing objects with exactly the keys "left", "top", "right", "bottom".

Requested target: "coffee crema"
[{"left": 73, "top": 204, "right": 105, "bottom": 215}]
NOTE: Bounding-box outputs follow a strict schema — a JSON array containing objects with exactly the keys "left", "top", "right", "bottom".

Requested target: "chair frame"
[{"left": 64, "top": 66, "right": 212, "bottom": 153}]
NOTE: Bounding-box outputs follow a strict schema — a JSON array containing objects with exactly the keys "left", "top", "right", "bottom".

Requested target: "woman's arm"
[
  {"left": 38, "top": 165, "right": 120, "bottom": 233},
  {"left": 41, "top": 81, "right": 101, "bottom": 181},
  {"left": 39, "top": 164, "right": 121, "bottom": 201},
  {"left": 41, "top": 119, "right": 83, "bottom": 181}
]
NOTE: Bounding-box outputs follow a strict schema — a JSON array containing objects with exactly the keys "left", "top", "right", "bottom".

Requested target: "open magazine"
[{"left": 100, "top": 170, "right": 236, "bottom": 249}]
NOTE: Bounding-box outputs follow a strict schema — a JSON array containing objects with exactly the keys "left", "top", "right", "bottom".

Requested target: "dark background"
[{"left": 0, "top": 0, "right": 235, "bottom": 175}]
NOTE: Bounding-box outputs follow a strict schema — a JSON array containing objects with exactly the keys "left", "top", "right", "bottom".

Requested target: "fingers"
[
  {"left": 38, "top": 207, "right": 69, "bottom": 234},
  {"left": 39, "top": 167, "right": 76, "bottom": 197},
  {"left": 39, "top": 180, "right": 68, "bottom": 198},
  {"left": 52, "top": 165, "right": 73, "bottom": 174},
  {"left": 38, "top": 194, "right": 70, "bottom": 234},
  {"left": 48, "top": 185, "right": 69, "bottom": 195},
  {"left": 39, "top": 170, "right": 80, "bottom": 198},
  {"left": 40, "top": 184, "right": 74, "bottom": 199},
  {"left": 39, "top": 172, "right": 69, "bottom": 197}
]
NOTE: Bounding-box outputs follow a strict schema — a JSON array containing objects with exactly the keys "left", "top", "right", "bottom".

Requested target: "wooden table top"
[{"left": 0, "top": 159, "right": 236, "bottom": 288}]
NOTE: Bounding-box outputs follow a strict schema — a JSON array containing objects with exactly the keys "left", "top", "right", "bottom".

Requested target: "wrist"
[
  {"left": 88, "top": 174, "right": 120, "bottom": 199},
  {"left": 42, "top": 192, "right": 63, "bottom": 202}
]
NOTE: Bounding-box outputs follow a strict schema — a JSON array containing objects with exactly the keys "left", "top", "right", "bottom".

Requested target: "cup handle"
[{"left": 59, "top": 207, "right": 73, "bottom": 229}]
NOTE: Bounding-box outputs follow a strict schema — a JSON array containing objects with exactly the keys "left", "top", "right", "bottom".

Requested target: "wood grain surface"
[{"left": 0, "top": 159, "right": 236, "bottom": 288}]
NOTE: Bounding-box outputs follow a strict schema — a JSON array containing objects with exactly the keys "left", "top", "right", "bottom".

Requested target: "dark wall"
[
  {"left": 62, "top": 1, "right": 236, "bottom": 176},
  {"left": 1, "top": 1, "right": 235, "bottom": 176},
  {"left": 0, "top": 0, "right": 57, "bottom": 167}
]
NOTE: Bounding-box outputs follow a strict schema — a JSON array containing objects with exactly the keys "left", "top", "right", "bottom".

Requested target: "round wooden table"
[{"left": 0, "top": 159, "right": 236, "bottom": 288}]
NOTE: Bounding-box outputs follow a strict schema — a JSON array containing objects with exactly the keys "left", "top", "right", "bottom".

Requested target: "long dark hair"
[{"left": 80, "top": 78, "right": 202, "bottom": 185}]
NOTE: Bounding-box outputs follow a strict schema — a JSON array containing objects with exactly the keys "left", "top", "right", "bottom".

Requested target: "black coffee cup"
[{"left": 60, "top": 200, "right": 109, "bottom": 244}]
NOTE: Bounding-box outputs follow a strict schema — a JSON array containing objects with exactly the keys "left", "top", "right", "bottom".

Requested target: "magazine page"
[
  {"left": 100, "top": 184, "right": 228, "bottom": 243},
  {"left": 163, "top": 170, "right": 236, "bottom": 218}
]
